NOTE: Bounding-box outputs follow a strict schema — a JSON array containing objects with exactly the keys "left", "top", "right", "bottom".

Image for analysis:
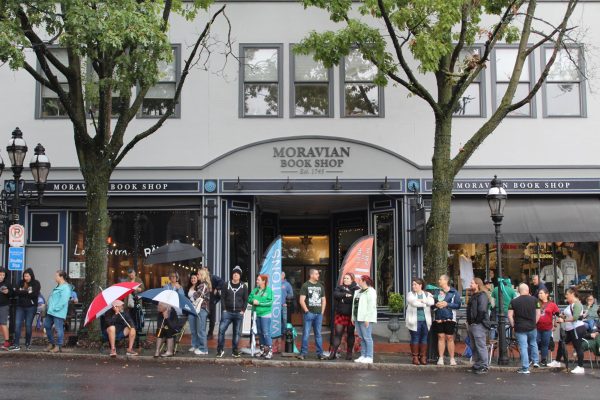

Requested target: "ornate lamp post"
[{"left": 487, "top": 175, "right": 508, "bottom": 365}]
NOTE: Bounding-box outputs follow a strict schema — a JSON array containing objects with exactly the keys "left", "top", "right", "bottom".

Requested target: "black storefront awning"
[{"left": 448, "top": 198, "right": 600, "bottom": 244}]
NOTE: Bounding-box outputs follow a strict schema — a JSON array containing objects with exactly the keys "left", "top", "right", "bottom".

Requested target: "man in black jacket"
[
  {"left": 206, "top": 268, "right": 224, "bottom": 340},
  {"left": 0, "top": 268, "right": 13, "bottom": 350},
  {"left": 467, "top": 278, "right": 490, "bottom": 374},
  {"left": 216, "top": 266, "right": 248, "bottom": 358}
]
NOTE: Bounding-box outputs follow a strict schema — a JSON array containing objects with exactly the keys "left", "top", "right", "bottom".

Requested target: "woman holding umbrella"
[
  {"left": 192, "top": 269, "right": 211, "bottom": 356},
  {"left": 154, "top": 302, "right": 180, "bottom": 357},
  {"left": 247, "top": 274, "right": 273, "bottom": 359}
]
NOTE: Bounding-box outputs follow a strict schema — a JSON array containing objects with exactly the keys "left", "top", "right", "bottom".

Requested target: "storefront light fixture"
[{"left": 486, "top": 175, "right": 507, "bottom": 223}]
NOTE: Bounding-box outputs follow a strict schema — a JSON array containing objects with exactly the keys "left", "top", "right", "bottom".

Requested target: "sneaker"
[
  {"left": 188, "top": 347, "right": 197, "bottom": 353},
  {"left": 8, "top": 345, "right": 20, "bottom": 351},
  {"left": 437, "top": 357, "right": 444, "bottom": 365},
  {"left": 449, "top": 358, "right": 457, "bottom": 366},
  {"left": 45, "top": 344, "right": 55, "bottom": 352},
  {"left": 264, "top": 348, "right": 273, "bottom": 360},
  {"left": 216, "top": 349, "right": 225, "bottom": 358},
  {"left": 354, "top": 356, "right": 365, "bottom": 363},
  {"left": 232, "top": 350, "right": 241, "bottom": 358},
  {"left": 541, "top": 360, "right": 548, "bottom": 367},
  {"left": 517, "top": 368, "right": 530, "bottom": 374},
  {"left": 533, "top": 363, "right": 540, "bottom": 369},
  {"left": 194, "top": 349, "right": 208, "bottom": 355},
  {"left": 547, "top": 361, "right": 565, "bottom": 368},
  {"left": 50, "top": 346, "right": 62, "bottom": 354},
  {"left": 362, "top": 357, "right": 373, "bottom": 364},
  {"left": 317, "top": 354, "right": 328, "bottom": 360},
  {"left": 1, "top": 341, "right": 9, "bottom": 351},
  {"left": 571, "top": 366, "right": 585, "bottom": 375},
  {"left": 109, "top": 348, "right": 117, "bottom": 358},
  {"left": 25, "top": 344, "right": 32, "bottom": 351},
  {"left": 475, "top": 368, "right": 489, "bottom": 375},
  {"left": 296, "top": 354, "right": 306, "bottom": 360},
  {"left": 126, "top": 350, "right": 138, "bottom": 356}
]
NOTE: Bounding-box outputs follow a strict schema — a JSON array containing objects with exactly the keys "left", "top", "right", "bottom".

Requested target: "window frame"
[
  {"left": 239, "top": 43, "right": 284, "bottom": 118},
  {"left": 138, "top": 44, "right": 182, "bottom": 119},
  {"left": 541, "top": 44, "right": 587, "bottom": 118},
  {"left": 289, "top": 45, "right": 334, "bottom": 118},
  {"left": 35, "top": 46, "right": 70, "bottom": 120},
  {"left": 491, "top": 44, "right": 537, "bottom": 118},
  {"left": 339, "top": 49, "right": 385, "bottom": 118},
  {"left": 453, "top": 44, "right": 487, "bottom": 118}
]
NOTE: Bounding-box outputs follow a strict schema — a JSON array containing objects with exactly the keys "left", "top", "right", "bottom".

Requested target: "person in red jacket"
[{"left": 537, "top": 288, "right": 559, "bottom": 367}]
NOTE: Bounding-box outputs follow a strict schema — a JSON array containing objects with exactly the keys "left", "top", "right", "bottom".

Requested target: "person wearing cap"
[
  {"left": 216, "top": 266, "right": 248, "bottom": 358},
  {"left": 104, "top": 299, "right": 138, "bottom": 357}
]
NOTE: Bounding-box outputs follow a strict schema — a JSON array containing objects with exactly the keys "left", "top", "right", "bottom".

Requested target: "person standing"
[
  {"left": 328, "top": 273, "right": 359, "bottom": 360},
  {"left": 405, "top": 277, "right": 434, "bottom": 365},
  {"left": 163, "top": 271, "right": 184, "bottom": 296},
  {"left": 247, "top": 274, "right": 274, "bottom": 359},
  {"left": 216, "top": 266, "right": 248, "bottom": 358},
  {"left": 352, "top": 275, "right": 377, "bottom": 364},
  {"left": 536, "top": 288, "right": 559, "bottom": 367},
  {"left": 508, "top": 283, "right": 540, "bottom": 374},
  {"left": 125, "top": 268, "right": 145, "bottom": 311},
  {"left": 555, "top": 288, "right": 587, "bottom": 374},
  {"left": 530, "top": 275, "right": 547, "bottom": 298},
  {"left": 0, "top": 268, "right": 13, "bottom": 350},
  {"left": 492, "top": 277, "right": 516, "bottom": 318},
  {"left": 432, "top": 274, "right": 461, "bottom": 366},
  {"left": 9, "top": 268, "right": 41, "bottom": 351},
  {"left": 466, "top": 278, "right": 491, "bottom": 374},
  {"left": 205, "top": 267, "right": 224, "bottom": 340},
  {"left": 281, "top": 271, "right": 294, "bottom": 332},
  {"left": 297, "top": 269, "right": 327, "bottom": 361},
  {"left": 44, "top": 271, "right": 72, "bottom": 353},
  {"left": 192, "top": 269, "right": 211, "bottom": 355},
  {"left": 186, "top": 273, "right": 202, "bottom": 353}
]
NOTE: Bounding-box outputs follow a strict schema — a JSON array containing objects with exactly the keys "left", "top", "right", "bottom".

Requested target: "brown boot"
[
  {"left": 410, "top": 344, "right": 419, "bottom": 365},
  {"left": 418, "top": 344, "right": 428, "bottom": 365}
]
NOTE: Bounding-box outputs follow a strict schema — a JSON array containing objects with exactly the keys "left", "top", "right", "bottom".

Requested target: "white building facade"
[{"left": 0, "top": 1, "right": 599, "bottom": 323}]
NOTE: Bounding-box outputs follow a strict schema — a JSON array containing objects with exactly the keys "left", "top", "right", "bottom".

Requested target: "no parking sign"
[{"left": 8, "top": 224, "right": 25, "bottom": 247}]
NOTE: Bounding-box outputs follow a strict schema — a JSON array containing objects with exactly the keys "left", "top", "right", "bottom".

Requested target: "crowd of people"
[{"left": 1, "top": 264, "right": 598, "bottom": 376}]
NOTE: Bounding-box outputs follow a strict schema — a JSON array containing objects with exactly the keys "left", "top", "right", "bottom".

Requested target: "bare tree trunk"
[{"left": 423, "top": 116, "right": 454, "bottom": 283}]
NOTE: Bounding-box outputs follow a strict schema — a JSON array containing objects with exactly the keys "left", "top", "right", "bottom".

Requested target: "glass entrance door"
[{"left": 282, "top": 235, "right": 331, "bottom": 326}]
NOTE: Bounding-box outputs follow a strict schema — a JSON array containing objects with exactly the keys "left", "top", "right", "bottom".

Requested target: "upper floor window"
[
  {"left": 37, "top": 48, "right": 69, "bottom": 118},
  {"left": 140, "top": 45, "right": 180, "bottom": 118},
  {"left": 542, "top": 46, "right": 586, "bottom": 117},
  {"left": 341, "top": 49, "right": 383, "bottom": 117},
  {"left": 453, "top": 47, "right": 486, "bottom": 117},
  {"left": 290, "top": 48, "right": 333, "bottom": 117},
  {"left": 240, "top": 45, "right": 283, "bottom": 117},
  {"left": 492, "top": 47, "right": 536, "bottom": 117}
]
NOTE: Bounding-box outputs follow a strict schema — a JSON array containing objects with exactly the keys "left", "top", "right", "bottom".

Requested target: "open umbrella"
[
  {"left": 83, "top": 281, "right": 141, "bottom": 327},
  {"left": 139, "top": 287, "right": 198, "bottom": 317},
  {"left": 144, "top": 240, "right": 204, "bottom": 265}
]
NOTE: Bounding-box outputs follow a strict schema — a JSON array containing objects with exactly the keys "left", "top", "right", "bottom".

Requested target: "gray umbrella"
[{"left": 144, "top": 240, "right": 204, "bottom": 265}]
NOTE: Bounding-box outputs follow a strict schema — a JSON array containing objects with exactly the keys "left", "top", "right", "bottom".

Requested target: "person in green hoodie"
[
  {"left": 248, "top": 274, "right": 273, "bottom": 359},
  {"left": 492, "top": 277, "right": 516, "bottom": 317},
  {"left": 44, "top": 270, "right": 72, "bottom": 353}
]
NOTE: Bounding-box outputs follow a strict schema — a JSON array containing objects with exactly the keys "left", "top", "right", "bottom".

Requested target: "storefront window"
[
  {"left": 374, "top": 212, "right": 395, "bottom": 306},
  {"left": 68, "top": 210, "right": 202, "bottom": 292},
  {"left": 448, "top": 242, "right": 600, "bottom": 302},
  {"left": 229, "top": 211, "right": 252, "bottom": 282}
]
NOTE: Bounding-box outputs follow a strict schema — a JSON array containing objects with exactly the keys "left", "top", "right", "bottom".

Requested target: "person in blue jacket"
[
  {"left": 44, "top": 270, "right": 72, "bottom": 353},
  {"left": 432, "top": 274, "right": 461, "bottom": 366}
]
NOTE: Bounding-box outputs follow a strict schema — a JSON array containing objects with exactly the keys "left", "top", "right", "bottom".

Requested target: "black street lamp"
[
  {"left": 0, "top": 127, "right": 51, "bottom": 340},
  {"left": 487, "top": 175, "right": 508, "bottom": 365}
]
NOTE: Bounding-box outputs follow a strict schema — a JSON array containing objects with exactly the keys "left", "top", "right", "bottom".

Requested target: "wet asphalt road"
[{"left": 2, "top": 357, "right": 599, "bottom": 400}]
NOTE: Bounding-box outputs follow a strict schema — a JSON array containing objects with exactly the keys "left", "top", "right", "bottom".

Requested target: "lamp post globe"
[
  {"left": 29, "top": 144, "right": 51, "bottom": 197},
  {"left": 487, "top": 175, "right": 509, "bottom": 365},
  {"left": 6, "top": 127, "right": 28, "bottom": 174}
]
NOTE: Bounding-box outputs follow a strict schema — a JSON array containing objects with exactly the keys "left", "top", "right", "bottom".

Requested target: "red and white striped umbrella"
[{"left": 83, "top": 281, "right": 141, "bottom": 327}]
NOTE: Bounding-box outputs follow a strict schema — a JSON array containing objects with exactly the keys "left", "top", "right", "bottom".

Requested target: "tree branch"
[
  {"left": 112, "top": 5, "right": 228, "bottom": 168},
  {"left": 449, "top": 3, "right": 470, "bottom": 74}
]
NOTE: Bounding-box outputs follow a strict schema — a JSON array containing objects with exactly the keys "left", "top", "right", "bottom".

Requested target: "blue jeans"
[
  {"left": 196, "top": 308, "right": 208, "bottom": 352},
  {"left": 14, "top": 306, "right": 36, "bottom": 346},
  {"left": 282, "top": 304, "right": 288, "bottom": 330},
  {"left": 217, "top": 311, "right": 244, "bottom": 351},
  {"left": 256, "top": 316, "right": 272, "bottom": 347},
  {"left": 516, "top": 329, "right": 538, "bottom": 370},
  {"left": 188, "top": 313, "right": 202, "bottom": 349},
  {"left": 409, "top": 320, "right": 429, "bottom": 344},
  {"left": 356, "top": 321, "right": 374, "bottom": 359},
  {"left": 44, "top": 314, "right": 65, "bottom": 347},
  {"left": 301, "top": 312, "right": 323, "bottom": 356},
  {"left": 537, "top": 329, "right": 552, "bottom": 361}
]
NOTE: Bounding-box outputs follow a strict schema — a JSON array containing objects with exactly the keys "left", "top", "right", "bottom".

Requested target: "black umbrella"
[{"left": 144, "top": 240, "right": 204, "bottom": 265}]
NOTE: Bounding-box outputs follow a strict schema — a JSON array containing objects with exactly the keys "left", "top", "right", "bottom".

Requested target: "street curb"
[{"left": 0, "top": 351, "right": 559, "bottom": 373}]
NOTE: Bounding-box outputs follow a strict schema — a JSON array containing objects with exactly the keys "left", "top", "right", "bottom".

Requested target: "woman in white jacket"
[{"left": 406, "top": 278, "right": 434, "bottom": 365}]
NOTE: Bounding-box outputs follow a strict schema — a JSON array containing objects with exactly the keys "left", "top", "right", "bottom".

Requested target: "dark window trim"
[
  {"left": 289, "top": 44, "right": 334, "bottom": 118},
  {"left": 541, "top": 44, "right": 587, "bottom": 118},
  {"left": 35, "top": 46, "right": 69, "bottom": 120},
  {"left": 453, "top": 44, "right": 487, "bottom": 119},
  {"left": 137, "top": 44, "right": 182, "bottom": 119},
  {"left": 339, "top": 50, "right": 385, "bottom": 118},
  {"left": 490, "top": 44, "right": 537, "bottom": 118},
  {"left": 239, "top": 43, "right": 284, "bottom": 118}
]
